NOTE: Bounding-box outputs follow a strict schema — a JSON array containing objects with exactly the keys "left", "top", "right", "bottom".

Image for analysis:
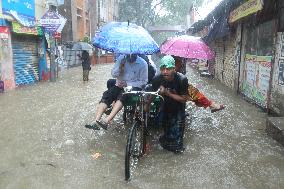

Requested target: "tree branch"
[{"left": 151, "top": 0, "right": 163, "bottom": 11}]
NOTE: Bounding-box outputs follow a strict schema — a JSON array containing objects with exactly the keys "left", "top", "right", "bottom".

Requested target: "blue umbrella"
[{"left": 92, "top": 22, "right": 159, "bottom": 54}]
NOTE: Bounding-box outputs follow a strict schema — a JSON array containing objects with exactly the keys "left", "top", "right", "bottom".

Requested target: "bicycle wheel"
[
  {"left": 123, "top": 106, "right": 135, "bottom": 125},
  {"left": 125, "top": 121, "right": 145, "bottom": 181}
]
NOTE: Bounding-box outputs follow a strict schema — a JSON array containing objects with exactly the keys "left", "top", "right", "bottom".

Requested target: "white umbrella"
[{"left": 72, "top": 42, "right": 93, "bottom": 50}]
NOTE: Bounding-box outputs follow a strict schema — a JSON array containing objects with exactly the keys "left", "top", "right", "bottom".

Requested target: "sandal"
[
  {"left": 211, "top": 104, "right": 225, "bottom": 113},
  {"left": 85, "top": 123, "right": 101, "bottom": 130},
  {"left": 96, "top": 120, "right": 108, "bottom": 130}
]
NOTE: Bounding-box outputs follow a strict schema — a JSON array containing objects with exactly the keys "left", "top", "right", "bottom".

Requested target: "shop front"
[
  {"left": 192, "top": 0, "right": 242, "bottom": 90},
  {"left": 1, "top": 0, "right": 49, "bottom": 89},
  {"left": 10, "top": 21, "right": 46, "bottom": 86},
  {"left": 227, "top": 0, "right": 276, "bottom": 109},
  {"left": 239, "top": 19, "right": 275, "bottom": 108},
  {"left": 269, "top": 0, "right": 284, "bottom": 116},
  {"left": 0, "top": 26, "right": 15, "bottom": 91}
]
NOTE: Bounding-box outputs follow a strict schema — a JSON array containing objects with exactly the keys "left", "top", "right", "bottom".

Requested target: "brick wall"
[
  {"left": 92, "top": 54, "right": 114, "bottom": 65},
  {"left": 210, "top": 27, "right": 240, "bottom": 90},
  {"left": 270, "top": 32, "right": 284, "bottom": 116}
]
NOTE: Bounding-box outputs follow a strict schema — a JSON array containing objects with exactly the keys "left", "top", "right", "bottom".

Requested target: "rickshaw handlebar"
[{"left": 122, "top": 89, "right": 164, "bottom": 101}]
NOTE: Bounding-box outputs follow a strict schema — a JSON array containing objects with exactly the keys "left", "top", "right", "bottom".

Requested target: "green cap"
[{"left": 160, "top": 55, "right": 175, "bottom": 68}]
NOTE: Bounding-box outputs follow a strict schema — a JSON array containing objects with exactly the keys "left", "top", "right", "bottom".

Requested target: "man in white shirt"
[{"left": 86, "top": 54, "right": 148, "bottom": 130}]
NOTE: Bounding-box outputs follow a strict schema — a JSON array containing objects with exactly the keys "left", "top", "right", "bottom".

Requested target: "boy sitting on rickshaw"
[{"left": 85, "top": 54, "right": 148, "bottom": 130}]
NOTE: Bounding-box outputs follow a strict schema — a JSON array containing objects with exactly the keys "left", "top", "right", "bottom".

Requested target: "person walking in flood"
[{"left": 79, "top": 50, "right": 91, "bottom": 81}]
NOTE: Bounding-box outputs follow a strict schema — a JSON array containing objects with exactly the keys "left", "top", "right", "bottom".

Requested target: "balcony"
[{"left": 77, "top": 7, "right": 83, "bottom": 18}]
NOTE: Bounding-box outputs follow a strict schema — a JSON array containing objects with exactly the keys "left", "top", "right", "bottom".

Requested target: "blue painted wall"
[
  {"left": 38, "top": 38, "right": 48, "bottom": 81},
  {"left": 2, "top": 0, "right": 35, "bottom": 17}
]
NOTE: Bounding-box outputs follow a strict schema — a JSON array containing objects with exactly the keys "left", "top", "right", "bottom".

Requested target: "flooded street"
[{"left": 0, "top": 64, "right": 283, "bottom": 189}]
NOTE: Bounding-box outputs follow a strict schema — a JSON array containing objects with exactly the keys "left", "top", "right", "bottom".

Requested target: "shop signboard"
[
  {"left": 229, "top": 0, "right": 263, "bottom": 23},
  {"left": 12, "top": 21, "right": 43, "bottom": 36},
  {"left": 2, "top": 0, "right": 35, "bottom": 17},
  {"left": 40, "top": 11, "right": 66, "bottom": 34},
  {"left": 40, "top": 11, "right": 61, "bottom": 33},
  {"left": 56, "top": 14, "right": 67, "bottom": 33},
  {"left": 46, "top": 0, "right": 65, "bottom": 6},
  {"left": 241, "top": 54, "right": 272, "bottom": 108},
  {"left": 2, "top": 0, "right": 35, "bottom": 27}
]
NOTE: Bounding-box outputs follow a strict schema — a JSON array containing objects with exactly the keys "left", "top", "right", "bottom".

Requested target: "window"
[{"left": 245, "top": 20, "right": 274, "bottom": 56}]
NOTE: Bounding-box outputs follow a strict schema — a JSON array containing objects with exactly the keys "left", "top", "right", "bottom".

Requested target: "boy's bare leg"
[
  {"left": 95, "top": 103, "right": 108, "bottom": 121},
  {"left": 104, "top": 100, "right": 123, "bottom": 123}
]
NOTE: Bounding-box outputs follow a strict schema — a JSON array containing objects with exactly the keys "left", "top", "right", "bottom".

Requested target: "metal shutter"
[{"left": 12, "top": 34, "right": 39, "bottom": 86}]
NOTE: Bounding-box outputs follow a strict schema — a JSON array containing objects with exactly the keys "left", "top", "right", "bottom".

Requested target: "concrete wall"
[
  {"left": 0, "top": 1, "right": 2, "bottom": 14},
  {"left": 0, "top": 27, "right": 15, "bottom": 90},
  {"left": 89, "top": 0, "right": 97, "bottom": 38},
  {"left": 99, "top": 0, "right": 119, "bottom": 25},
  {"left": 209, "top": 25, "right": 241, "bottom": 90},
  {"left": 75, "top": 0, "right": 88, "bottom": 40},
  {"left": 71, "top": 0, "right": 77, "bottom": 41},
  {"left": 270, "top": 32, "right": 284, "bottom": 116},
  {"left": 58, "top": 0, "right": 73, "bottom": 42},
  {"left": 58, "top": 0, "right": 91, "bottom": 42},
  {"left": 35, "top": 0, "right": 48, "bottom": 20}
]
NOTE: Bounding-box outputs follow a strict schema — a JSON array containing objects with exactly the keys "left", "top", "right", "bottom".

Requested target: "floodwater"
[{"left": 0, "top": 64, "right": 283, "bottom": 189}]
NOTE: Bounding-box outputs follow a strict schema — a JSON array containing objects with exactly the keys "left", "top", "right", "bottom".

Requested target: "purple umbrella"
[{"left": 160, "top": 35, "right": 215, "bottom": 60}]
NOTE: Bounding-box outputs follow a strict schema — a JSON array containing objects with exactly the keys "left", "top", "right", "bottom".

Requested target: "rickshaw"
[{"left": 122, "top": 87, "right": 163, "bottom": 181}]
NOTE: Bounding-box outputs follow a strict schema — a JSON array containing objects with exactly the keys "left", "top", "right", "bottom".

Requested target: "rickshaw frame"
[{"left": 122, "top": 89, "right": 163, "bottom": 181}]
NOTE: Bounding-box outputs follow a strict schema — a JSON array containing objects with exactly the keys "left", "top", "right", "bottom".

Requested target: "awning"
[
  {"left": 191, "top": 0, "right": 243, "bottom": 35},
  {"left": 2, "top": 11, "right": 35, "bottom": 27},
  {"left": 203, "top": 13, "right": 230, "bottom": 42},
  {"left": 0, "top": 18, "right": 6, "bottom": 26},
  {"left": 0, "top": 13, "right": 11, "bottom": 26}
]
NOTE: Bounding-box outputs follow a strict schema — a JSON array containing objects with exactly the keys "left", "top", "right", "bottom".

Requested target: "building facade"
[
  {"left": 190, "top": 0, "right": 284, "bottom": 116},
  {"left": 97, "top": 0, "right": 119, "bottom": 28},
  {"left": 0, "top": 0, "right": 49, "bottom": 91},
  {"left": 57, "top": 0, "right": 119, "bottom": 43},
  {"left": 95, "top": 0, "right": 120, "bottom": 64},
  {"left": 58, "top": 0, "right": 91, "bottom": 43}
]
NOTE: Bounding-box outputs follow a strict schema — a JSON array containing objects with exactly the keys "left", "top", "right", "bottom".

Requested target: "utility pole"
[
  {"left": 42, "top": 0, "right": 65, "bottom": 82},
  {"left": 97, "top": 0, "right": 101, "bottom": 64},
  {"left": 49, "top": 4, "right": 57, "bottom": 82}
]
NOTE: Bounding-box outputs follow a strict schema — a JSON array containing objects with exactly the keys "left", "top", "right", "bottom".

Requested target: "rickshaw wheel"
[{"left": 125, "top": 120, "right": 145, "bottom": 181}]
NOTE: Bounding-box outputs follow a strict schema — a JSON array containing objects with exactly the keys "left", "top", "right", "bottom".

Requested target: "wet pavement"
[{"left": 0, "top": 64, "right": 283, "bottom": 189}]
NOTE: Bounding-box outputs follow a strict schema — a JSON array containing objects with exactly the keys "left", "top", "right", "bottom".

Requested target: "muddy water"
[{"left": 0, "top": 64, "right": 283, "bottom": 189}]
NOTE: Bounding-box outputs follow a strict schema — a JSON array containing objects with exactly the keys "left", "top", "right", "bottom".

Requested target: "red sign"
[
  {"left": 0, "top": 26, "right": 9, "bottom": 38},
  {"left": 53, "top": 32, "right": 61, "bottom": 39}
]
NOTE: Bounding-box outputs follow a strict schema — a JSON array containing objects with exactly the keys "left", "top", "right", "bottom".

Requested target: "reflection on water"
[{"left": 0, "top": 65, "right": 283, "bottom": 189}]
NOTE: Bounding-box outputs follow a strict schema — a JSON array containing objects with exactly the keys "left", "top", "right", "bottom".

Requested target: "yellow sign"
[
  {"left": 229, "top": 0, "right": 263, "bottom": 23},
  {"left": 12, "top": 22, "right": 43, "bottom": 36}
]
